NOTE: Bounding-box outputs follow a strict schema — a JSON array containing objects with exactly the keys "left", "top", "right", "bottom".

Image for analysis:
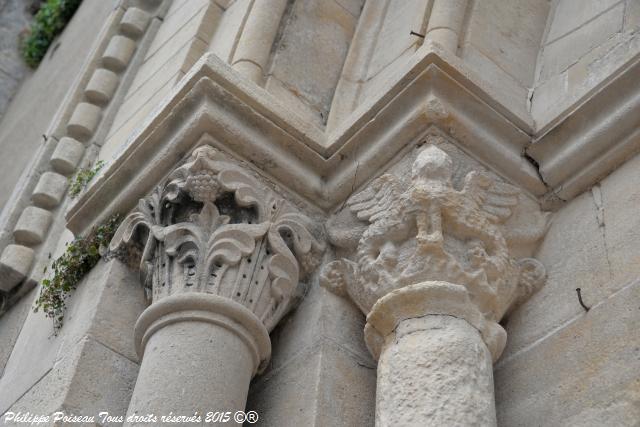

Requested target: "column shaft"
[
  {"left": 376, "top": 315, "right": 496, "bottom": 427},
  {"left": 426, "top": 0, "right": 469, "bottom": 52},
  {"left": 123, "top": 294, "right": 271, "bottom": 427}
]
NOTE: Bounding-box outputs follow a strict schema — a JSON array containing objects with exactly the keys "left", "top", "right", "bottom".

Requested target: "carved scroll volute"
[
  {"left": 110, "top": 146, "right": 325, "bottom": 333},
  {"left": 321, "top": 143, "right": 550, "bottom": 361}
]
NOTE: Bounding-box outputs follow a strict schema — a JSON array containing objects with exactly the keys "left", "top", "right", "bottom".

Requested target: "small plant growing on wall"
[
  {"left": 21, "top": 0, "right": 84, "bottom": 68},
  {"left": 68, "top": 160, "right": 105, "bottom": 198},
  {"left": 34, "top": 214, "right": 121, "bottom": 331}
]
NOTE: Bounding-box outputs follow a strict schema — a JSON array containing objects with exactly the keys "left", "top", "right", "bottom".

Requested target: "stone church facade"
[{"left": 0, "top": 0, "right": 639, "bottom": 425}]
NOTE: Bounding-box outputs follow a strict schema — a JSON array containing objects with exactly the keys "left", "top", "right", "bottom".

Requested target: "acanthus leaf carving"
[{"left": 110, "top": 145, "right": 325, "bottom": 332}]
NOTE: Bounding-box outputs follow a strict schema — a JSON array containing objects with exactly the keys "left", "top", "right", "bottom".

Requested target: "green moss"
[
  {"left": 69, "top": 160, "right": 104, "bottom": 199},
  {"left": 21, "top": 0, "right": 84, "bottom": 68},
  {"left": 34, "top": 214, "right": 121, "bottom": 331}
]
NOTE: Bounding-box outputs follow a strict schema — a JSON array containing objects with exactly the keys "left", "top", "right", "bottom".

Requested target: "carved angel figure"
[{"left": 322, "top": 145, "right": 548, "bottom": 322}]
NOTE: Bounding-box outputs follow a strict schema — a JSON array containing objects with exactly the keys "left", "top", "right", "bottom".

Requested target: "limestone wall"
[
  {"left": 460, "top": 0, "right": 550, "bottom": 124},
  {"left": 99, "top": 0, "right": 219, "bottom": 161},
  {"left": 0, "top": 260, "right": 145, "bottom": 420},
  {"left": 1, "top": 1, "right": 640, "bottom": 425},
  {"left": 246, "top": 273, "right": 376, "bottom": 426},
  {"left": 532, "top": 0, "right": 640, "bottom": 129},
  {"left": 0, "top": 0, "right": 33, "bottom": 120},
  {"left": 0, "top": 0, "right": 116, "bottom": 212},
  {"left": 264, "top": 0, "right": 364, "bottom": 127},
  {"left": 495, "top": 150, "right": 640, "bottom": 425}
]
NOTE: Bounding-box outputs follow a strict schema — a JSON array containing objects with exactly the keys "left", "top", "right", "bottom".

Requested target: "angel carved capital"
[
  {"left": 110, "top": 145, "right": 325, "bottom": 333},
  {"left": 321, "top": 144, "right": 549, "bottom": 358}
]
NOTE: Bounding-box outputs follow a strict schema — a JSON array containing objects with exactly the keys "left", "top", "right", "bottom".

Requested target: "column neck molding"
[{"left": 134, "top": 293, "right": 271, "bottom": 374}]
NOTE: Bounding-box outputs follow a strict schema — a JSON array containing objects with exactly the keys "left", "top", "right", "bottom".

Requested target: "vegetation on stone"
[
  {"left": 34, "top": 214, "right": 121, "bottom": 331},
  {"left": 21, "top": 0, "right": 83, "bottom": 68},
  {"left": 68, "top": 160, "right": 104, "bottom": 198}
]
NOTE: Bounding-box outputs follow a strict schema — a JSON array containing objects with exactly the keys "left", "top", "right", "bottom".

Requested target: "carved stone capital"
[
  {"left": 321, "top": 143, "right": 549, "bottom": 360},
  {"left": 111, "top": 145, "right": 325, "bottom": 341}
]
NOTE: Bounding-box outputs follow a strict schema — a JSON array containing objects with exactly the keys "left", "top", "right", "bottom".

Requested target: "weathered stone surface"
[
  {"left": 85, "top": 68, "right": 119, "bottom": 104},
  {"left": 0, "top": 244, "right": 34, "bottom": 291},
  {"left": 3, "top": 1, "right": 640, "bottom": 425},
  {"left": 208, "top": 0, "right": 251, "bottom": 62},
  {"left": 99, "top": 75, "right": 177, "bottom": 162},
  {"left": 377, "top": 315, "right": 496, "bottom": 426},
  {"left": 145, "top": 0, "right": 211, "bottom": 61},
  {"left": 0, "top": 301, "right": 63, "bottom": 415},
  {"left": 248, "top": 347, "right": 324, "bottom": 425},
  {"left": 120, "top": 7, "right": 150, "bottom": 38},
  {"left": 463, "top": 0, "right": 549, "bottom": 86},
  {"left": 126, "top": 312, "right": 256, "bottom": 425},
  {"left": 0, "top": 0, "right": 116, "bottom": 212},
  {"left": 0, "top": 0, "right": 32, "bottom": 119},
  {"left": 265, "top": 0, "right": 359, "bottom": 122},
  {"left": 13, "top": 206, "right": 52, "bottom": 245},
  {"left": 546, "top": 0, "right": 620, "bottom": 41},
  {"left": 268, "top": 281, "right": 372, "bottom": 373},
  {"left": 108, "top": 146, "right": 324, "bottom": 423},
  {"left": 4, "top": 336, "right": 139, "bottom": 426},
  {"left": 501, "top": 190, "right": 612, "bottom": 359},
  {"left": 495, "top": 280, "right": 640, "bottom": 427},
  {"left": 320, "top": 144, "right": 548, "bottom": 425},
  {"left": 0, "top": 288, "right": 34, "bottom": 375},
  {"left": 365, "top": 0, "right": 424, "bottom": 80},
  {"left": 58, "top": 259, "right": 146, "bottom": 363},
  {"left": 0, "top": 259, "right": 144, "bottom": 415},
  {"left": 31, "top": 171, "right": 68, "bottom": 209},
  {"left": 50, "top": 136, "right": 85, "bottom": 175},
  {"left": 600, "top": 151, "right": 640, "bottom": 285},
  {"left": 248, "top": 340, "right": 376, "bottom": 427},
  {"left": 102, "top": 35, "right": 136, "bottom": 71},
  {"left": 66, "top": 102, "right": 102, "bottom": 140},
  {"left": 322, "top": 144, "right": 548, "bottom": 347},
  {"left": 539, "top": 2, "right": 624, "bottom": 80}
]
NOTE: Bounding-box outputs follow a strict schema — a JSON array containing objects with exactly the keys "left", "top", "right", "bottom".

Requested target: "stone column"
[
  {"left": 231, "top": 0, "right": 288, "bottom": 85},
  {"left": 111, "top": 146, "right": 323, "bottom": 426},
  {"left": 125, "top": 294, "right": 270, "bottom": 424},
  {"left": 426, "top": 0, "right": 469, "bottom": 52},
  {"left": 321, "top": 144, "right": 549, "bottom": 427},
  {"left": 365, "top": 282, "right": 503, "bottom": 427}
]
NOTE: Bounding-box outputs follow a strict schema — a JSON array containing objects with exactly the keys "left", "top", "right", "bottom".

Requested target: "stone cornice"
[
  {"left": 66, "top": 46, "right": 545, "bottom": 235},
  {"left": 528, "top": 54, "right": 640, "bottom": 201}
]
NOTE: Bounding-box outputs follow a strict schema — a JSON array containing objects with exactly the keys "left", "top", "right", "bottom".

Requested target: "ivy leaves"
[
  {"left": 34, "top": 214, "right": 121, "bottom": 331},
  {"left": 21, "top": 0, "right": 83, "bottom": 68},
  {"left": 68, "top": 160, "right": 104, "bottom": 198}
]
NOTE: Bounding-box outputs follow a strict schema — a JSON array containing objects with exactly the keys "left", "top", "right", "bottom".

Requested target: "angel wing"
[
  {"left": 462, "top": 171, "right": 520, "bottom": 224},
  {"left": 347, "top": 174, "right": 404, "bottom": 224}
]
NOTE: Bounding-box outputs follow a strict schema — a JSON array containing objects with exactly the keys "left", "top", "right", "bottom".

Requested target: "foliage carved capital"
[{"left": 110, "top": 146, "right": 325, "bottom": 333}]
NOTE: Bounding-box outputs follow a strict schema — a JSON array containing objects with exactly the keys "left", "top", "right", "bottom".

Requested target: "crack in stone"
[
  {"left": 523, "top": 144, "right": 569, "bottom": 205},
  {"left": 591, "top": 184, "right": 613, "bottom": 280}
]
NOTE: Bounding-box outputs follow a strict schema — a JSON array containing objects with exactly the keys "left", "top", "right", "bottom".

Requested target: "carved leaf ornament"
[{"left": 111, "top": 146, "right": 324, "bottom": 332}]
